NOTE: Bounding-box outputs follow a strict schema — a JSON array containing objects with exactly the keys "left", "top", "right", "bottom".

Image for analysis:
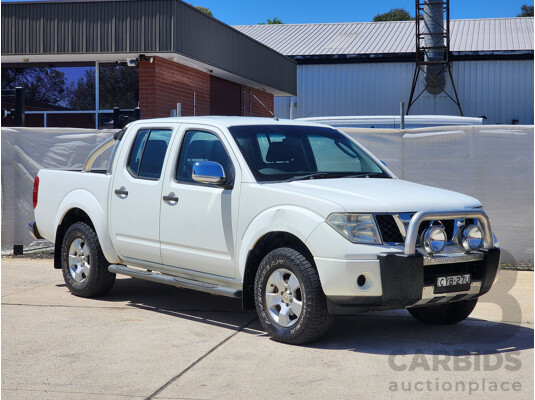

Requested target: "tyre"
[
  {"left": 254, "top": 247, "right": 333, "bottom": 345},
  {"left": 408, "top": 298, "right": 478, "bottom": 324},
  {"left": 61, "top": 222, "right": 115, "bottom": 297}
]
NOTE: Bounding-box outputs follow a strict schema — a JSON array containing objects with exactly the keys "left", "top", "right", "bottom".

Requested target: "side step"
[{"left": 108, "top": 264, "right": 242, "bottom": 298}]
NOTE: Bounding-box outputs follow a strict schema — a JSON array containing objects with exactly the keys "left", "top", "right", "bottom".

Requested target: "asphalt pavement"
[{"left": 1, "top": 257, "right": 533, "bottom": 399}]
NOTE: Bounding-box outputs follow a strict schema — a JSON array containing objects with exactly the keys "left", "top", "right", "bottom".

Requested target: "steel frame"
[{"left": 407, "top": 0, "right": 463, "bottom": 115}]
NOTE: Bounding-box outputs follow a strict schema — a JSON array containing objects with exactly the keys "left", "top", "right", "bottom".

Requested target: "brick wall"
[
  {"left": 139, "top": 56, "right": 275, "bottom": 119},
  {"left": 139, "top": 56, "right": 210, "bottom": 119},
  {"left": 241, "top": 86, "right": 275, "bottom": 118}
]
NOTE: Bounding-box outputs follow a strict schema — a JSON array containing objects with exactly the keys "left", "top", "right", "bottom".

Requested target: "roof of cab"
[{"left": 128, "top": 116, "right": 329, "bottom": 129}]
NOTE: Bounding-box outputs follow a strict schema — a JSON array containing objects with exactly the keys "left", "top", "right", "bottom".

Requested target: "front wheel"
[
  {"left": 61, "top": 222, "right": 115, "bottom": 297},
  {"left": 254, "top": 247, "right": 333, "bottom": 345},
  {"left": 408, "top": 298, "right": 478, "bottom": 324}
]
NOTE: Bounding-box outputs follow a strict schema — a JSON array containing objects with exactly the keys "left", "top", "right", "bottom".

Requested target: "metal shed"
[{"left": 235, "top": 18, "right": 534, "bottom": 124}]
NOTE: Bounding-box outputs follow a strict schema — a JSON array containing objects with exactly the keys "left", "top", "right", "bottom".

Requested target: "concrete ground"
[{"left": 2, "top": 258, "right": 533, "bottom": 400}]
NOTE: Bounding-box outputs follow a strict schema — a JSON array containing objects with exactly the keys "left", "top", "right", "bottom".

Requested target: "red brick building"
[{"left": 1, "top": 0, "right": 296, "bottom": 128}]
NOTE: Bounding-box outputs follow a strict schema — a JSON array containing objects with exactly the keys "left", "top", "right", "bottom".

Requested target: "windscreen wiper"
[
  {"left": 284, "top": 172, "right": 340, "bottom": 182},
  {"left": 343, "top": 172, "right": 390, "bottom": 178}
]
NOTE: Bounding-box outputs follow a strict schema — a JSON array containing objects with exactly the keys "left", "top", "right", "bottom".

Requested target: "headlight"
[
  {"left": 327, "top": 213, "right": 382, "bottom": 244},
  {"left": 420, "top": 225, "right": 447, "bottom": 254},
  {"left": 461, "top": 225, "right": 483, "bottom": 251}
]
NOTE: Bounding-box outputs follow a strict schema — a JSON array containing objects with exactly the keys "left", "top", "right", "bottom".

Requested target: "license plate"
[{"left": 434, "top": 274, "right": 471, "bottom": 294}]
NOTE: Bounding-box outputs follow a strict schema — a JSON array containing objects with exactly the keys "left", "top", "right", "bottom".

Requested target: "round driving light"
[
  {"left": 462, "top": 225, "right": 483, "bottom": 251},
  {"left": 421, "top": 226, "right": 447, "bottom": 254}
]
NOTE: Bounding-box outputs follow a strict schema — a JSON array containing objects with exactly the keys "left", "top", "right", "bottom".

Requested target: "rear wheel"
[
  {"left": 254, "top": 247, "right": 333, "bottom": 345},
  {"left": 61, "top": 222, "right": 115, "bottom": 297},
  {"left": 408, "top": 298, "right": 478, "bottom": 324}
]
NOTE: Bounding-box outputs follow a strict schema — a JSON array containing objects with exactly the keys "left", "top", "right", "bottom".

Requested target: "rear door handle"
[
  {"left": 114, "top": 187, "right": 128, "bottom": 197},
  {"left": 163, "top": 193, "right": 179, "bottom": 203}
]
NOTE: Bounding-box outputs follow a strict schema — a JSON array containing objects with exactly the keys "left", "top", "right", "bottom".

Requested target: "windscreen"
[{"left": 229, "top": 125, "right": 389, "bottom": 182}]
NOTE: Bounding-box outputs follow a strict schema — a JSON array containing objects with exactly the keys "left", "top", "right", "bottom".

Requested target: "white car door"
[
  {"left": 159, "top": 125, "right": 241, "bottom": 278},
  {"left": 109, "top": 124, "right": 176, "bottom": 263}
]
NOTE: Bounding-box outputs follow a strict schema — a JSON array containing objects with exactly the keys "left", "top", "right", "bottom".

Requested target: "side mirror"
[
  {"left": 192, "top": 161, "right": 227, "bottom": 186},
  {"left": 380, "top": 160, "right": 387, "bottom": 167}
]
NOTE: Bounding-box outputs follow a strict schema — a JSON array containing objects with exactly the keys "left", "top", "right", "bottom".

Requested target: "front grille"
[
  {"left": 375, "top": 214, "right": 404, "bottom": 243},
  {"left": 374, "top": 213, "right": 470, "bottom": 245},
  {"left": 441, "top": 219, "right": 455, "bottom": 241}
]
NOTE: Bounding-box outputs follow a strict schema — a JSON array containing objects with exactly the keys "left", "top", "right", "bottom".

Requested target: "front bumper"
[{"left": 325, "top": 247, "right": 500, "bottom": 314}]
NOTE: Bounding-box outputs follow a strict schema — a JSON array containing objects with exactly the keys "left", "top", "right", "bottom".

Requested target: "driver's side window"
[{"left": 176, "top": 130, "right": 234, "bottom": 184}]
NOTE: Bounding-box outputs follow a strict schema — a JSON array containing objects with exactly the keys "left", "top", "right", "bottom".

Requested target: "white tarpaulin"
[
  {"left": 1, "top": 125, "right": 533, "bottom": 263},
  {"left": 1, "top": 128, "right": 115, "bottom": 248},
  {"left": 342, "top": 125, "right": 534, "bottom": 264}
]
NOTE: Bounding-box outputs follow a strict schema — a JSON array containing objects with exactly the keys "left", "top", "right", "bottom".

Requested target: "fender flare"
[
  {"left": 237, "top": 205, "right": 325, "bottom": 279},
  {"left": 55, "top": 189, "right": 121, "bottom": 264}
]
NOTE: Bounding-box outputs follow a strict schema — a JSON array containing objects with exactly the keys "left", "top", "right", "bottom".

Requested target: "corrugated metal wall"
[
  {"left": 275, "top": 60, "right": 534, "bottom": 124},
  {"left": 1, "top": 1, "right": 297, "bottom": 96}
]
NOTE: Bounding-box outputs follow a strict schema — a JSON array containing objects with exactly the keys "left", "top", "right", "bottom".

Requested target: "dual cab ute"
[{"left": 31, "top": 117, "right": 500, "bottom": 344}]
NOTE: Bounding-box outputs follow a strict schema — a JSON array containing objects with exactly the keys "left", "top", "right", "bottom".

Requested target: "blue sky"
[
  {"left": 3, "top": 0, "right": 532, "bottom": 25},
  {"left": 190, "top": 0, "right": 531, "bottom": 25}
]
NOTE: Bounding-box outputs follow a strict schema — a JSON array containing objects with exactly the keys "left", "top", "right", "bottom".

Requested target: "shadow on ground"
[{"left": 75, "top": 276, "right": 533, "bottom": 356}]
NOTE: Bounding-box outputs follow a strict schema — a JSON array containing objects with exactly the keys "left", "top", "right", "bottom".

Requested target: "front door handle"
[
  {"left": 163, "top": 193, "right": 179, "bottom": 203},
  {"left": 114, "top": 187, "right": 128, "bottom": 197}
]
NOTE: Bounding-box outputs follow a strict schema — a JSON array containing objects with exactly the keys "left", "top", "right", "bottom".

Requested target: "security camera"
[{"left": 126, "top": 58, "right": 138, "bottom": 67}]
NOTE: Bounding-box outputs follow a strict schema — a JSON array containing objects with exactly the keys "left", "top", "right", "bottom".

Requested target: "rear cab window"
[{"left": 127, "top": 128, "right": 172, "bottom": 180}]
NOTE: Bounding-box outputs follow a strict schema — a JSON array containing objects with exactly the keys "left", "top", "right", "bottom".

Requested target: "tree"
[
  {"left": 195, "top": 5, "right": 213, "bottom": 17},
  {"left": 373, "top": 8, "right": 414, "bottom": 22},
  {"left": 97, "top": 64, "right": 139, "bottom": 110},
  {"left": 518, "top": 5, "right": 534, "bottom": 17},
  {"left": 69, "top": 69, "right": 96, "bottom": 110},
  {"left": 1, "top": 67, "right": 74, "bottom": 107},
  {"left": 258, "top": 17, "right": 283, "bottom": 25}
]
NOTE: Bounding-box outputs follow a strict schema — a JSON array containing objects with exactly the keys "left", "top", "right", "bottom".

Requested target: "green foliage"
[
  {"left": 373, "top": 8, "right": 414, "bottom": 22},
  {"left": 258, "top": 17, "right": 284, "bottom": 25},
  {"left": 518, "top": 4, "right": 534, "bottom": 17},
  {"left": 195, "top": 5, "right": 213, "bottom": 17}
]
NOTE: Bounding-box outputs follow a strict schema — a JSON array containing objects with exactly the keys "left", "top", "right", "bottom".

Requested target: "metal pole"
[
  {"left": 400, "top": 102, "right": 405, "bottom": 129},
  {"left": 134, "top": 107, "right": 141, "bottom": 120},
  {"left": 113, "top": 107, "right": 120, "bottom": 129},
  {"left": 176, "top": 103, "right": 182, "bottom": 117},
  {"left": 14, "top": 87, "right": 25, "bottom": 127},
  {"left": 95, "top": 61, "right": 100, "bottom": 129},
  {"left": 12, "top": 81, "right": 23, "bottom": 255}
]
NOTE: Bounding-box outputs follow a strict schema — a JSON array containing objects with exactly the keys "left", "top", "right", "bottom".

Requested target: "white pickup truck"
[{"left": 30, "top": 116, "right": 500, "bottom": 344}]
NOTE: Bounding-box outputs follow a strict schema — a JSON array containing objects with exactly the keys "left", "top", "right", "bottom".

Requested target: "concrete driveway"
[{"left": 2, "top": 257, "right": 533, "bottom": 399}]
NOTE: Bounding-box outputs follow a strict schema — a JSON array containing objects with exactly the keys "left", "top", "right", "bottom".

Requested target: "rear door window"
[{"left": 127, "top": 128, "right": 172, "bottom": 180}]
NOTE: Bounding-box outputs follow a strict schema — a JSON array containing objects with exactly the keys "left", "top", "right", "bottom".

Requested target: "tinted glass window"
[
  {"left": 176, "top": 130, "right": 233, "bottom": 184},
  {"left": 127, "top": 129, "right": 150, "bottom": 176},
  {"left": 1, "top": 65, "right": 96, "bottom": 111},
  {"left": 127, "top": 129, "right": 171, "bottom": 179},
  {"left": 98, "top": 63, "right": 139, "bottom": 110}
]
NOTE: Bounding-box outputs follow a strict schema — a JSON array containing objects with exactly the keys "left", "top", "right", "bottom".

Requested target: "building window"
[
  {"left": 1, "top": 64, "right": 96, "bottom": 111},
  {"left": 99, "top": 63, "right": 139, "bottom": 110},
  {"left": 1, "top": 62, "right": 139, "bottom": 129}
]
